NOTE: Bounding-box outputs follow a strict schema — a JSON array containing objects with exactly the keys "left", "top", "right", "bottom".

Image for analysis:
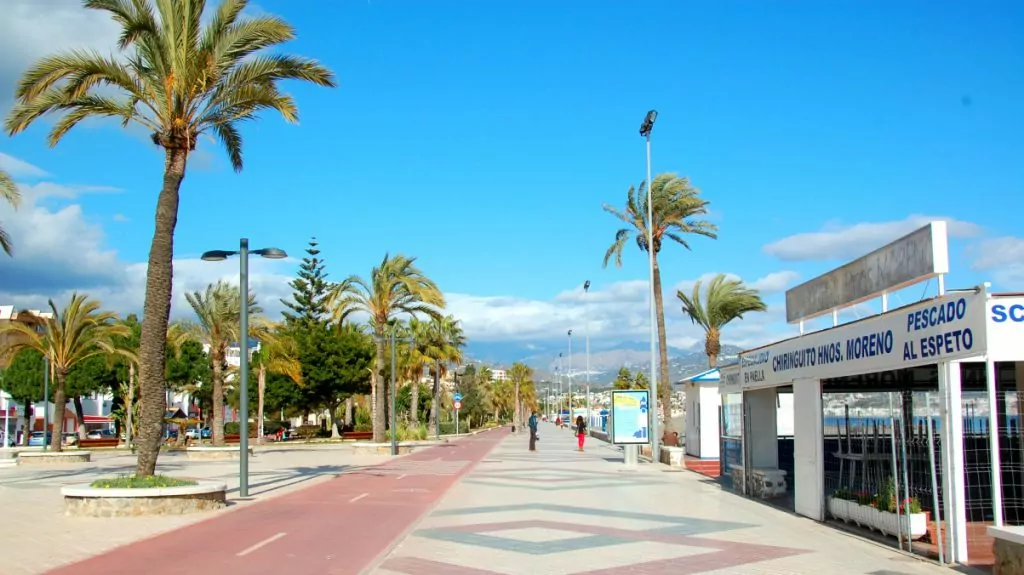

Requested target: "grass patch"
[{"left": 90, "top": 475, "right": 198, "bottom": 489}]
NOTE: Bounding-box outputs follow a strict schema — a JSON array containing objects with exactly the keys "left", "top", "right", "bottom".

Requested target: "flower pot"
[
  {"left": 828, "top": 497, "right": 850, "bottom": 521},
  {"left": 875, "top": 510, "right": 928, "bottom": 539},
  {"left": 851, "top": 502, "right": 872, "bottom": 527}
]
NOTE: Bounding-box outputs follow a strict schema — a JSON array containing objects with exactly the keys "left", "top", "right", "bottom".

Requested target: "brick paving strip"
[{"left": 44, "top": 429, "right": 508, "bottom": 575}]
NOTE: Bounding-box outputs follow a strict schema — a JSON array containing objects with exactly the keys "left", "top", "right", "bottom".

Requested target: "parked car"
[
  {"left": 27, "top": 431, "right": 51, "bottom": 447},
  {"left": 184, "top": 427, "right": 211, "bottom": 440},
  {"left": 86, "top": 429, "right": 117, "bottom": 439}
]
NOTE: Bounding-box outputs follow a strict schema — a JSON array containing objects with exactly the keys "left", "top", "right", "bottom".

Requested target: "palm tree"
[
  {"left": 329, "top": 254, "right": 444, "bottom": 442},
  {"left": 0, "top": 167, "right": 21, "bottom": 256},
  {"left": 508, "top": 362, "right": 533, "bottom": 432},
  {"left": 172, "top": 281, "right": 261, "bottom": 446},
  {"left": 0, "top": 294, "right": 130, "bottom": 452},
  {"left": 400, "top": 318, "right": 432, "bottom": 424},
  {"left": 677, "top": 274, "right": 767, "bottom": 368},
  {"left": 249, "top": 324, "right": 301, "bottom": 442},
  {"left": 425, "top": 315, "right": 465, "bottom": 433},
  {"left": 5, "top": 0, "right": 335, "bottom": 476},
  {"left": 602, "top": 172, "right": 716, "bottom": 437}
]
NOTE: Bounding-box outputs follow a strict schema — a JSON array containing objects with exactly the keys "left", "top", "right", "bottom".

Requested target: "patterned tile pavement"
[{"left": 371, "top": 423, "right": 956, "bottom": 575}]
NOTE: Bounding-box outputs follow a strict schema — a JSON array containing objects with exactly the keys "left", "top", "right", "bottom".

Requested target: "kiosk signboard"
[
  {"left": 610, "top": 390, "right": 650, "bottom": 445},
  {"left": 988, "top": 296, "right": 1024, "bottom": 362},
  {"left": 741, "top": 290, "right": 988, "bottom": 389}
]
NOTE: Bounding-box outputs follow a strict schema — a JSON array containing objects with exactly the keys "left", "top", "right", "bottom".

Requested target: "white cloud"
[
  {"left": 969, "top": 236, "right": 1024, "bottom": 288},
  {"left": 0, "top": 152, "right": 49, "bottom": 179},
  {"left": 763, "top": 215, "right": 984, "bottom": 262},
  {"left": 750, "top": 270, "right": 800, "bottom": 293},
  {"left": 0, "top": 2, "right": 122, "bottom": 111}
]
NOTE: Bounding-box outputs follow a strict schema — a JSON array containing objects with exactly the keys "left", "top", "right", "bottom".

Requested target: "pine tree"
[{"left": 281, "top": 237, "right": 331, "bottom": 327}]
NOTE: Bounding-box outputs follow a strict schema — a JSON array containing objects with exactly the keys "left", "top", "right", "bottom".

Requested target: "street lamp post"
[
  {"left": 201, "top": 238, "right": 287, "bottom": 498},
  {"left": 557, "top": 353, "right": 563, "bottom": 420},
  {"left": 567, "top": 330, "right": 573, "bottom": 419},
  {"left": 639, "top": 109, "right": 661, "bottom": 463},
  {"left": 42, "top": 356, "right": 49, "bottom": 451},
  {"left": 388, "top": 327, "right": 415, "bottom": 455},
  {"left": 583, "top": 280, "right": 591, "bottom": 427}
]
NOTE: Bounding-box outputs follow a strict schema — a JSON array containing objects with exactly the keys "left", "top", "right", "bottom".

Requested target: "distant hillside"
[{"left": 463, "top": 340, "right": 743, "bottom": 385}]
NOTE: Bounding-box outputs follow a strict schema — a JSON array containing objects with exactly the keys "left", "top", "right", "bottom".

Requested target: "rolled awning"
[{"left": 82, "top": 415, "right": 113, "bottom": 423}]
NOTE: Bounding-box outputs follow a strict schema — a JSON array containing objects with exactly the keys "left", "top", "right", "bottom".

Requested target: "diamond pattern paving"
[
  {"left": 382, "top": 516, "right": 808, "bottom": 574},
  {"left": 463, "top": 467, "right": 666, "bottom": 491}
]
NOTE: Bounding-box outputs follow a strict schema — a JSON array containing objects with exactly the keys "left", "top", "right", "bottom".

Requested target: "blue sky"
[{"left": 0, "top": 0, "right": 1021, "bottom": 356}]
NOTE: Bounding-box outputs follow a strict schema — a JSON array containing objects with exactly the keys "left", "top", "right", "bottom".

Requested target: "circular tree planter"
[
  {"left": 61, "top": 481, "right": 227, "bottom": 517},
  {"left": 17, "top": 451, "right": 92, "bottom": 466},
  {"left": 185, "top": 446, "right": 254, "bottom": 461}
]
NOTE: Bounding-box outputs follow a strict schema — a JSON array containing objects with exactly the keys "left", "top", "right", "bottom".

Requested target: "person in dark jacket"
[
  {"left": 575, "top": 415, "right": 587, "bottom": 451},
  {"left": 528, "top": 412, "right": 539, "bottom": 451}
]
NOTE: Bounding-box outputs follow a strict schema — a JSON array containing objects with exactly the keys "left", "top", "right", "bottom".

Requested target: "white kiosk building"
[{"left": 721, "top": 221, "right": 1024, "bottom": 567}]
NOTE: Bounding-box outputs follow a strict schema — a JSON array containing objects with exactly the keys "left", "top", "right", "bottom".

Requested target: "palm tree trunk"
[
  {"left": 257, "top": 365, "right": 266, "bottom": 444},
  {"left": 126, "top": 364, "right": 135, "bottom": 447},
  {"left": 51, "top": 370, "right": 67, "bottom": 453},
  {"left": 652, "top": 257, "right": 675, "bottom": 437},
  {"left": 211, "top": 350, "right": 225, "bottom": 446},
  {"left": 514, "top": 383, "right": 520, "bottom": 432},
  {"left": 135, "top": 148, "right": 187, "bottom": 477},
  {"left": 410, "top": 371, "right": 420, "bottom": 425},
  {"left": 344, "top": 397, "right": 353, "bottom": 427},
  {"left": 428, "top": 366, "right": 440, "bottom": 433},
  {"left": 372, "top": 338, "right": 386, "bottom": 443},
  {"left": 21, "top": 401, "right": 31, "bottom": 446},
  {"left": 73, "top": 396, "right": 86, "bottom": 439}
]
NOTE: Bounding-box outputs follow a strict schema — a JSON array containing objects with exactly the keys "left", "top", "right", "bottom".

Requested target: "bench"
[
  {"left": 728, "top": 465, "right": 787, "bottom": 498},
  {"left": 990, "top": 526, "right": 1024, "bottom": 574},
  {"left": 343, "top": 431, "right": 373, "bottom": 441},
  {"left": 78, "top": 438, "right": 120, "bottom": 449}
]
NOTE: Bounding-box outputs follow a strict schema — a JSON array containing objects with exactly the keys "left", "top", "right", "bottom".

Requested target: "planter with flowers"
[{"left": 827, "top": 479, "right": 928, "bottom": 541}]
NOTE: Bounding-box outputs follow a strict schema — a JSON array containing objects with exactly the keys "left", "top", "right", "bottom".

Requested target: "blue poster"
[{"left": 610, "top": 390, "right": 650, "bottom": 445}]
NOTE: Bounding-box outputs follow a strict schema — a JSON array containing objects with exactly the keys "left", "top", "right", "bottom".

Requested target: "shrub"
[
  {"left": 91, "top": 475, "right": 197, "bottom": 489},
  {"left": 294, "top": 424, "right": 329, "bottom": 441},
  {"left": 354, "top": 407, "right": 372, "bottom": 432}
]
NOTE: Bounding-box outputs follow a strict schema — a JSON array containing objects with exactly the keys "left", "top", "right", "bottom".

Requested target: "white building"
[{"left": 714, "top": 221, "right": 1024, "bottom": 565}]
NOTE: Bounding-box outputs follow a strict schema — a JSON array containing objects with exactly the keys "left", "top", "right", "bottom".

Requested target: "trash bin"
[{"left": 663, "top": 431, "right": 680, "bottom": 447}]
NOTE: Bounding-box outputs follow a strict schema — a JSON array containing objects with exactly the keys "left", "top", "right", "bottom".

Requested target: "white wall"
[
  {"left": 793, "top": 380, "right": 824, "bottom": 520},
  {"left": 685, "top": 383, "right": 700, "bottom": 457},
  {"left": 699, "top": 385, "right": 721, "bottom": 459},
  {"left": 745, "top": 387, "right": 778, "bottom": 468}
]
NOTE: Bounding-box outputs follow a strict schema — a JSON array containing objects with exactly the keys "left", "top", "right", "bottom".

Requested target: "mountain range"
[{"left": 463, "top": 339, "right": 744, "bottom": 386}]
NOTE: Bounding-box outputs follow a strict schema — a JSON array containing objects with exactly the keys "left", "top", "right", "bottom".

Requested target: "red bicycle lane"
[{"left": 47, "top": 428, "right": 508, "bottom": 575}]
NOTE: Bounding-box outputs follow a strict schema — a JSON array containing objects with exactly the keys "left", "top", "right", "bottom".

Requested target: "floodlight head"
[
  {"left": 639, "top": 109, "right": 658, "bottom": 137},
  {"left": 583, "top": 280, "right": 591, "bottom": 292},
  {"left": 255, "top": 247, "right": 287, "bottom": 259},
  {"left": 201, "top": 250, "right": 234, "bottom": 262},
  {"left": 568, "top": 329, "right": 573, "bottom": 337}
]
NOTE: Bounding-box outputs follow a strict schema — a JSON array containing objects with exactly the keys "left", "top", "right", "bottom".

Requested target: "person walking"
[
  {"left": 575, "top": 415, "right": 587, "bottom": 452},
  {"left": 528, "top": 411, "right": 539, "bottom": 452}
]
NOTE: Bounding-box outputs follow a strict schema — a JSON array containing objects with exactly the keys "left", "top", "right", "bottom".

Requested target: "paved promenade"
[
  {"left": 373, "top": 424, "right": 951, "bottom": 575},
  {"left": 31, "top": 425, "right": 956, "bottom": 574}
]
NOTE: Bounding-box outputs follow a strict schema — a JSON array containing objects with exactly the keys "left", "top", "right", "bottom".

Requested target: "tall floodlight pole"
[
  {"left": 583, "top": 280, "right": 591, "bottom": 427},
  {"left": 202, "top": 239, "right": 288, "bottom": 498},
  {"left": 567, "top": 330, "right": 573, "bottom": 418},
  {"left": 640, "top": 109, "right": 660, "bottom": 463},
  {"left": 557, "top": 353, "right": 563, "bottom": 418}
]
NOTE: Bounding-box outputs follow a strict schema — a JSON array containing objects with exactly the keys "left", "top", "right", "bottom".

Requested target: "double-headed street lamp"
[
  {"left": 201, "top": 238, "right": 287, "bottom": 498},
  {"left": 639, "top": 109, "right": 661, "bottom": 463}
]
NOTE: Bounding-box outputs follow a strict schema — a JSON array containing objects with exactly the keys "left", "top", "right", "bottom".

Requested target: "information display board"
[{"left": 610, "top": 390, "right": 650, "bottom": 445}]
